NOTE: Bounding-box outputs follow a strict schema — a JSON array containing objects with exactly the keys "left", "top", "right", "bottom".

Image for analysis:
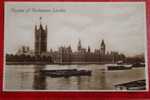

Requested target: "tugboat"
[
  {"left": 132, "top": 62, "right": 145, "bottom": 68},
  {"left": 107, "top": 64, "right": 132, "bottom": 70},
  {"left": 40, "top": 69, "right": 92, "bottom": 78}
]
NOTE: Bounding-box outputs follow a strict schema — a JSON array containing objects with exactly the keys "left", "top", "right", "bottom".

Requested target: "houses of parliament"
[
  {"left": 33, "top": 17, "right": 125, "bottom": 63},
  {"left": 7, "top": 18, "right": 126, "bottom": 64}
]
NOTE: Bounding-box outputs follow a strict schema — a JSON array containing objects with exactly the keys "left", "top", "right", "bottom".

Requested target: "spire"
[
  {"left": 101, "top": 39, "right": 106, "bottom": 55},
  {"left": 39, "top": 17, "right": 43, "bottom": 30},
  {"left": 78, "top": 39, "right": 82, "bottom": 51},
  {"left": 101, "top": 39, "right": 105, "bottom": 46},
  {"left": 79, "top": 39, "right": 81, "bottom": 45},
  {"left": 88, "top": 46, "right": 91, "bottom": 52},
  {"left": 40, "top": 17, "right": 42, "bottom": 25}
]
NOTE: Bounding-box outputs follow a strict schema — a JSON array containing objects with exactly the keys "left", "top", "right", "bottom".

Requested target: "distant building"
[
  {"left": 35, "top": 17, "right": 47, "bottom": 55},
  {"left": 77, "top": 39, "right": 86, "bottom": 53},
  {"left": 47, "top": 39, "right": 124, "bottom": 64},
  {"left": 58, "top": 46, "right": 72, "bottom": 63},
  {"left": 9, "top": 18, "right": 126, "bottom": 64},
  {"left": 16, "top": 46, "right": 34, "bottom": 56}
]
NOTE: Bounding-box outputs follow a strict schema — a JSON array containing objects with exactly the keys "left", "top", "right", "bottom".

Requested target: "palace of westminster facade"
[{"left": 16, "top": 18, "right": 126, "bottom": 63}]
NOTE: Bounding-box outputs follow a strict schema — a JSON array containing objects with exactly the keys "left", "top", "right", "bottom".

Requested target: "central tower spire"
[
  {"left": 40, "top": 17, "right": 42, "bottom": 25},
  {"left": 34, "top": 17, "right": 47, "bottom": 55}
]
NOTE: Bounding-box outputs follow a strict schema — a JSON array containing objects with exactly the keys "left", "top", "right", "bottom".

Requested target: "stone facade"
[{"left": 34, "top": 17, "right": 47, "bottom": 55}]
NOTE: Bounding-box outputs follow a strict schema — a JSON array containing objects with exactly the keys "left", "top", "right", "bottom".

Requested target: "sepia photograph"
[{"left": 4, "top": 2, "right": 148, "bottom": 91}]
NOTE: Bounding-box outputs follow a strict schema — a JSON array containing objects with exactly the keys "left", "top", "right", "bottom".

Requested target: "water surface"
[{"left": 4, "top": 64, "right": 146, "bottom": 91}]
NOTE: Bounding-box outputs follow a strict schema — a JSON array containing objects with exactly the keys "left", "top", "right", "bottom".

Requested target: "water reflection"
[
  {"left": 32, "top": 65, "right": 92, "bottom": 90},
  {"left": 32, "top": 66, "right": 105, "bottom": 90},
  {"left": 4, "top": 65, "right": 146, "bottom": 90},
  {"left": 99, "top": 70, "right": 107, "bottom": 90},
  {"left": 20, "top": 72, "right": 28, "bottom": 89},
  {"left": 33, "top": 65, "right": 46, "bottom": 90},
  {"left": 76, "top": 76, "right": 90, "bottom": 90}
]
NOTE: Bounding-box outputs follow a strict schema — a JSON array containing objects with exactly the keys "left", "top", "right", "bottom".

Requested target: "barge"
[
  {"left": 107, "top": 65, "right": 132, "bottom": 70},
  {"left": 40, "top": 69, "right": 92, "bottom": 78},
  {"left": 132, "top": 63, "right": 145, "bottom": 68}
]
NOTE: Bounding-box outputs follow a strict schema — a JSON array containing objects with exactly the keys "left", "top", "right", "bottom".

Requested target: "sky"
[{"left": 5, "top": 2, "right": 147, "bottom": 56}]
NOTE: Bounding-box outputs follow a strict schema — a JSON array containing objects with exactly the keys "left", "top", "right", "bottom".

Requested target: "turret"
[
  {"left": 78, "top": 39, "right": 82, "bottom": 51},
  {"left": 100, "top": 39, "right": 106, "bottom": 55},
  {"left": 34, "top": 17, "right": 47, "bottom": 55},
  {"left": 88, "top": 46, "right": 91, "bottom": 53}
]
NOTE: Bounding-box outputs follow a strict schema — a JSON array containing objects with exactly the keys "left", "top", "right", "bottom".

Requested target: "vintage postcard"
[{"left": 4, "top": 2, "right": 148, "bottom": 91}]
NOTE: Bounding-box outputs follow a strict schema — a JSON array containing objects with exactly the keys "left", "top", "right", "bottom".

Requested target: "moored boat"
[
  {"left": 107, "top": 64, "right": 132, "bottom": 70},
  {"left": 132, "top": 63, "right": 145, "bottom": 68},
  {"left": 40, "top": 69, "right": 91, "bottom": 78},
  {"left": 114, "top": 79, "right": 146, "bottom": 90}
]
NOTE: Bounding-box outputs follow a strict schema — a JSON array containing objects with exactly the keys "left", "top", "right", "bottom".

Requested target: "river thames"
[{"left": 4, "top": 64, "right": 146, "bottom": 91}]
